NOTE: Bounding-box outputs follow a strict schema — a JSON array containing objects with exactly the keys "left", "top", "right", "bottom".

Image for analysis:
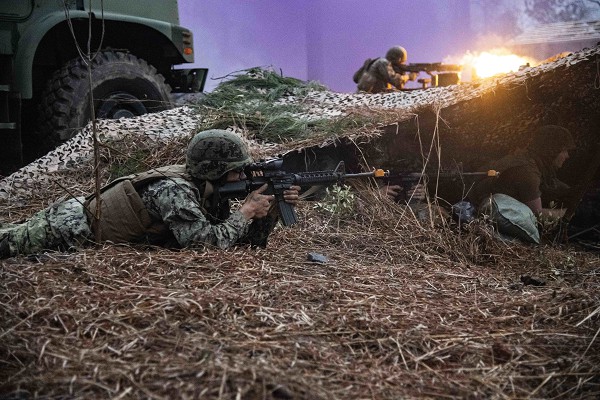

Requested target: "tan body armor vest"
[{"left": 85, "top": 165, "right": 212, "bottom": 244}]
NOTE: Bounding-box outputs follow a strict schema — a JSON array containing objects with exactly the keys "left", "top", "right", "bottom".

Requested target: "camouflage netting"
[{"left": 1, "top": 47, "right": 599, "bottom": 399}]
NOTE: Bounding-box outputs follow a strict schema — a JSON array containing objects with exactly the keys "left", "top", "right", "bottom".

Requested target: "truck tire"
[{"left": 37, "top": 51, "right": 172, "bottom": 144}]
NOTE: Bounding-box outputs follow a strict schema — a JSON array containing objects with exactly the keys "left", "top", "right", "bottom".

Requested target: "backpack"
[
  {"left": 479, "top": 193, "right": 541, "bottom": 244},
  {"left": 353, "top": 57, "right": 376, "bottom": 83}
]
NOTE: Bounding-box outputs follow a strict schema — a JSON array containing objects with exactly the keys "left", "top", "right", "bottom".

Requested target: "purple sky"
[
  {"left": 179, "top": 0, "right": 478, "bottom": 92},
  {"left": 178, "top": 0, "right": 594, "bottom": 93}
]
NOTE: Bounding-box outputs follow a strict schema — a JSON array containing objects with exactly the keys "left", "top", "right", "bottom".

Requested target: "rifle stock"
[{"left": 218, "top": 159, "right": 387, "bottom": 226}]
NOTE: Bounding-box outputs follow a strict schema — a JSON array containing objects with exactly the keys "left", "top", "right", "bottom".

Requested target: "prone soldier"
[{"left": 0, "top": 129, "right": 300, "bottom": 258}]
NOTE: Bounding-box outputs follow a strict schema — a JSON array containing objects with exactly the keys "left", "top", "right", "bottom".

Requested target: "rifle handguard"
[{"left": 218, "top": 159, "right": 389, "bottom": 227}]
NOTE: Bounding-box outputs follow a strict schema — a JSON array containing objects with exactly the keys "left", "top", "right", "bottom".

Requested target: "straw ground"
[{"left": 1, "top": 186, "right": 599, "bottom": 399}]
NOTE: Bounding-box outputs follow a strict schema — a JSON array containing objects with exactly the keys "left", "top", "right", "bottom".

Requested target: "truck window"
[{"left": 0, "top": 1, "right": 33, "bottom": 19}]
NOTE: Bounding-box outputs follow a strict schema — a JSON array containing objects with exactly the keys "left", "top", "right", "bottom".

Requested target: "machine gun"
[
  {"left": 217, "top": 159, "right": 388, "bottom": 226},
  {"left": 394, "top": 62, "right": 463, "bottom": 88}
]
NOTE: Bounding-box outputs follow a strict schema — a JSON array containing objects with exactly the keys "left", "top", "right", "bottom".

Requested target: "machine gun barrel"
[
  {"left": 394, "top": 62, "right": 463, "bottom": 88},
  {"left": 399, "top": 62, "right": 463, "bottom": 73}
]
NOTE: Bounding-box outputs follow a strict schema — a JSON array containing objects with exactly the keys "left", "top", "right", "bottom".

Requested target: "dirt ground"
[
  {"left": 2, "top": 46, "right": 600, "bottom": 399},
  {"left": 1, "top": 191, "right": 599, "bottom": 399}
]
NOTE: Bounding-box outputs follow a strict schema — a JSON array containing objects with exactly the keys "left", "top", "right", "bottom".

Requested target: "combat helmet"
[
  {"left": 385, "top": 46, "right": 408, "bottom": 66},
  {"left": 186, "top": 129, "right": 253, "bottom": 180},
  {"left": 529, "top": 125, "right": 575, "bottom": 160}
]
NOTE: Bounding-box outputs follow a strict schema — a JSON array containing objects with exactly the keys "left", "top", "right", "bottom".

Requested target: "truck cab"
[{"left": 0, "top": 0, "right": 207, "bottom": 173}]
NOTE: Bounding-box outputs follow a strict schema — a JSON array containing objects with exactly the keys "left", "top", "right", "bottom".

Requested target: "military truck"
[{"left": 0, "top": 0, "right": 207, "bottom": 173}]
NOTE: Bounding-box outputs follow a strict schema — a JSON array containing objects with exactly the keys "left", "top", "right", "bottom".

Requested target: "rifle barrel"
[{"left": 346, "top": 169, "right": 388, "bottom": 179}]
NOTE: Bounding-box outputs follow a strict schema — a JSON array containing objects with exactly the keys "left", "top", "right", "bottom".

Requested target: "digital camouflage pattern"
[
  {"left": 139, "top": 177, "right": 254, "bottom": 249},
  {"left": 1, "top": 129, "right": 272, "bottom": 257},
  {"left": 186, "top": 129, "right": 253, "bottom": 180},
  {"left": 356, "top": 46, "right": 408, "bottom": 93},
  {"left": 0, "top": 197, "right": 92, "bottom": 257},
  {"left": 0, "top": 174, "right": 277, "bottom": 257}
]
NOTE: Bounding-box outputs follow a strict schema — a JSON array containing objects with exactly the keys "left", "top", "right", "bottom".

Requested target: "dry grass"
[
  {"left": 1, "top": 186, "right": 599, "bottom": 399},
  {"left": 1, "top": 60, "right": 600, "bottom": 398}
]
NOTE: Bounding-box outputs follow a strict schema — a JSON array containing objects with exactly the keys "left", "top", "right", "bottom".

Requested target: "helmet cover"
[{"left": 186, "top": 129, "right": 253, "bottom": 180}]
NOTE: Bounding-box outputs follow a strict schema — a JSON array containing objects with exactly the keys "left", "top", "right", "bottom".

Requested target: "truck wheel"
[{"left": 37, "top": 51, "right": 172, "bottom": 144}]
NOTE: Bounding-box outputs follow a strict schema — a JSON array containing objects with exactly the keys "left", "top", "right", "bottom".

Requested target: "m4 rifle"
[
  {"left": 383, "top": 168, "right": 499, "bottom": 201},
  {"left": 218, "top": 159, "right": 388, "bottom": 226}
]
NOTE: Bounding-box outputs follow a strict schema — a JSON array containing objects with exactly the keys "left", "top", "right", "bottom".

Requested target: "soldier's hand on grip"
[
  {"left": 380, "top": 184, "right": 403, "bottom": 200},
  {"left": 283, "top": 185, "right": 301, "bottom": 205},
  {"left": 240, "top": 184, "right": 274, "bottom": 220}
]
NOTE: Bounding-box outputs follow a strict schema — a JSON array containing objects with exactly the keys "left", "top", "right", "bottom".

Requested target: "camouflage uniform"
[
  {"left": 139, "top": 177, "right": 277, "bottom": 249},
  {"left": 0, "top": 129, "right": 280, "bottom": 258},
  {"left": 0, "top": 176, "right": 277, "bottom": 258},
  {"left": 357, "top": 57, "right": 406, "bottom": 93},
  {"left": 356, "top": 46, "right": 409, "bottom": 93},
  {"left": 0, "top": 197, "right": 92, "bottom": 257},
  {"left": 467, "top": 125, "right": 576, "bottom": 244},
  {"left": 470, "top": 125, "right": 576, "bottom": 208}
]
